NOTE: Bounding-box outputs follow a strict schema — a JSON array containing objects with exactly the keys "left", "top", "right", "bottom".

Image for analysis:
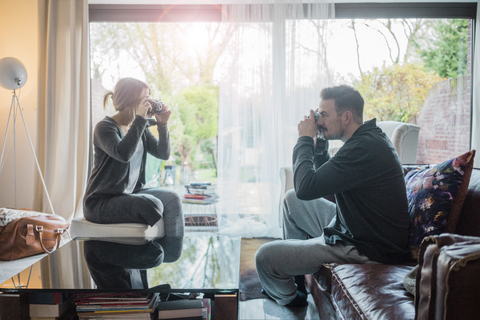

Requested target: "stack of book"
[
  {"left": 183, "top": 182, "right": 219, "bottom": 205},
  {"left": 158, "top": 298, "right": 211, "bottom": 320},
  {"left": 73, "top": 292, "right": 159, "bottom": 319}
]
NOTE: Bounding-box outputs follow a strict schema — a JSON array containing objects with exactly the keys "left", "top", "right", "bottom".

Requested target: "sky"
[{"left": 94, "top": 19, "right": 415, "bottom": 90}]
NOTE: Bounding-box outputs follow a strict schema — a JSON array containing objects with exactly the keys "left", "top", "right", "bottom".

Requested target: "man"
[{"left": 255, "top": 85, "right": 409, "bottom": 307}]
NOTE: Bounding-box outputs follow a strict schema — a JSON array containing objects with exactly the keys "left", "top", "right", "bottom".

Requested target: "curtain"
[
  {"left": 472, "top": 2, "right": 480, "bottom": 165},
  {"left": 217, "top": 0, "right": 334, "bottom": 237},
  {"left": 36, "top": 0, "right": 90, "bottom": 221},
  {"left": 37, "top": 0, "right": 93, "bottom": 289}
]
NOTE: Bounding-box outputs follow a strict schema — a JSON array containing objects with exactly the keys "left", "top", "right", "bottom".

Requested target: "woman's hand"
[
  {"left": 136, "top": 98, "right": 151, "bottom": 119},
  {"left": 155, "top": 103, "right": 172, "bottom": 126}
]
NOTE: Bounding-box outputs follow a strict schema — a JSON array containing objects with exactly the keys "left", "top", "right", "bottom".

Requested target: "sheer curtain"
[
  {"left": 36, "top": 0, "right": 90, "bottom": 221},
  {"left": 217, "top": 0, "right": 334, "bottom": 237},
  {"left": 472, "top": 1, "right": 480, "bottom": 165},
  {"left": 37, "top": 0, "right": 93, "bottom": 289}
]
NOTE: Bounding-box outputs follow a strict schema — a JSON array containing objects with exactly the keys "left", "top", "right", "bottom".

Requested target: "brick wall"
[{"left": 415, "top": 20, "right": 472, "bottom": 164}]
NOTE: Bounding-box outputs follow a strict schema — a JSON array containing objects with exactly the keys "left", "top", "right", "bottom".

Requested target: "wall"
[
  {"left": 0, "top": 0, "right": 39, "bottom": 209},
  {"left": 416, "top": 20, "right": 472, "bottom": 164}
]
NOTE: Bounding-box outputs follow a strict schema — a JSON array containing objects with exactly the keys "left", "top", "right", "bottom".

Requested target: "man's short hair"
[{"left": 320, "top": 85, "right": 364, "bottom": 123}]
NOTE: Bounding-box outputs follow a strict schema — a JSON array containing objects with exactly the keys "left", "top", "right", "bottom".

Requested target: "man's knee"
[
  {"left": 255, "top": 241, "right": 281, "bottom": 273},
  {"left": 283, "top": 189, "right": 302, "bottom": 219},
  {"left": 255, "top": 243, "right": 271, "bottom": 270}
]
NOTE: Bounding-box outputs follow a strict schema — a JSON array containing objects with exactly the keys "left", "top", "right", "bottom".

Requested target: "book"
[
  {"left": 158, "top": 308, "right": 203, "bottom": 319},
  {"left": 75, "top": 292, "right": 158, "bottom": 319},
  {"left": 188, "top": 181, "right": 212, "bottom": 186},
  {"left": 182, "top": 194, "right": 219, "bottom": 204},
  {"left": 29, "top": 295, "right": 74, "bottom": 318},
  {"left": 186, "top": 188, "right": 216, "bottom": 196},
  {"left": 157, "top": 299, "right": 204, "bottom": 319},
  {"left": 185, "top": 184, "right": 216, "bottom": 190},
  {"left": 157, "top": 299, "right": 203, "bottom": 310}
]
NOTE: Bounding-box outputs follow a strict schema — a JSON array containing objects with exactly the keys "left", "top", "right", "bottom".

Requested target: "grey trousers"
[
  {"left": 255, "top": 189, "right": 373, "bottom": 305},
  {"left": 84, "top": 188, "right": 184, "bottom": 237}
]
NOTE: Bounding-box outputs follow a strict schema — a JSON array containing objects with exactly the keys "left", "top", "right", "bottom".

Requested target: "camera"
[
  {"left": 149, "top": 99, "right": 165, "bottom": 115},
  {"left": 310, "top": 111, "right": 327, "bottom": 155}
]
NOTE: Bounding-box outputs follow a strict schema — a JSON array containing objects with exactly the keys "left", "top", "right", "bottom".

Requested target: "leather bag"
[{"left": 0, "top": 215, "right": 69, "bottom": 261}]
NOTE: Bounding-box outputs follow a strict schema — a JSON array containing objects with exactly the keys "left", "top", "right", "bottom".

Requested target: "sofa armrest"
[{"left": 416, "top": 234, "right": 480, "bottom": 320}]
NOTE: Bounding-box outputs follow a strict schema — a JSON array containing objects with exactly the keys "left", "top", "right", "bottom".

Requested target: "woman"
[{"left": 83, "top": 77, "right": 183, "bottom": 237}]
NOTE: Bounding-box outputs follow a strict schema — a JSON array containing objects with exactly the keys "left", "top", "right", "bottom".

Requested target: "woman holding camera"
[{"left": 83, "top": 77, "right": 183, "bottom": 237}]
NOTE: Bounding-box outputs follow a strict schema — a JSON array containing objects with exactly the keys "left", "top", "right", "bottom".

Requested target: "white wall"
[{"left": 0, "top": 0, "right": 39, "bottom": 210}]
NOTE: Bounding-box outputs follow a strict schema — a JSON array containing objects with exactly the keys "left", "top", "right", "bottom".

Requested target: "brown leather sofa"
[{"left": 305, "top": 168, "right": 480, "bottom": 320}]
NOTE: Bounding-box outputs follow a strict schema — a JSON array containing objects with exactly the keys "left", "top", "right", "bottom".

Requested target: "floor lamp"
[{"left": 0, "top": 57, "right": 55, "bottom": 215}]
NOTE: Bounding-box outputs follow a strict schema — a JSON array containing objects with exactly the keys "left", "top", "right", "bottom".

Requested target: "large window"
[{"left": 89, "top": 2, "right": 476, "bottom": 237}]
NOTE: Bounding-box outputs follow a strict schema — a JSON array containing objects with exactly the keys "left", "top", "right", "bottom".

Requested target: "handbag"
[{"left": 0, "top": 211, "right": 70, "bottom": 261}]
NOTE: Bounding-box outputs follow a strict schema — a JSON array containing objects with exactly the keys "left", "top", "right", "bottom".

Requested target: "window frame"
[{"left": 89, "top": 3, "right": 477, "bottom": 22}]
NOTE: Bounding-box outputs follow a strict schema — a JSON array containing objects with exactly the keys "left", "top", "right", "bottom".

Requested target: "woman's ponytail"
[{"left": 102, "top": 91, "right": 114, "bottom": 111}]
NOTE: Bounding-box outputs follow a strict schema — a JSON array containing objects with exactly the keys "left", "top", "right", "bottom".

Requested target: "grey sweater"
[
  {"left": 84, "top": 116, "right": 170, "bottom": 205},
  {"left": 293, "top": 119, "right": 409, "bottom": 264}
]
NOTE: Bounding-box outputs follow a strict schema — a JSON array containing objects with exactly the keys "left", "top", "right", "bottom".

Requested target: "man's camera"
[
  {"left": 149, "top": 99, "right": 165, "bottom": 115},
  {"left": 309, "top": 111, "right": 327, "bottom": 155}
]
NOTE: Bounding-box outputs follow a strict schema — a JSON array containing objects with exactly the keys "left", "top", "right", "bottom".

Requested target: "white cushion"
[{"left": 70, "top": 217, "right": 165, "bottom": 240}]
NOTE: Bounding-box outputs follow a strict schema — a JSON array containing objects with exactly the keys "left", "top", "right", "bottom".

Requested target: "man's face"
[{"left": 316, "top": 99, "right": 344, "bottom": 140}]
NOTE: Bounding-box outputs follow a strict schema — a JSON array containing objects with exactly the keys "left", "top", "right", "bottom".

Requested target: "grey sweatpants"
[
  {"left": 255, "top": 190, "right": 374, "bottom": 306},
  {"left": 84, "top": 188, "right": 184, "bottom": 237}
]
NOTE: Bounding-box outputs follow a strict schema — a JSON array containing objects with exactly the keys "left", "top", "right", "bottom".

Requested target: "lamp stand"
[{"left": 0, "top": 90, "right": 55, "bottom": 214}]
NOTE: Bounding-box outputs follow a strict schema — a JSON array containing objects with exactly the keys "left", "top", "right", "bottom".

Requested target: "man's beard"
[{"left": 323, "top": 128, "right": 344, "bottom": 141}]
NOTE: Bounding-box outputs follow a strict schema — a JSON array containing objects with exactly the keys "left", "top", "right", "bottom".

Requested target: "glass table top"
[{"left": 0, "top": 235, "right": 241, "bottom": 293}]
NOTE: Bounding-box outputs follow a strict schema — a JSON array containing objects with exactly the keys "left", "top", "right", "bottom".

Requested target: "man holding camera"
[{"left": 255, "top": 85, "right": 409, "bottom": 307}]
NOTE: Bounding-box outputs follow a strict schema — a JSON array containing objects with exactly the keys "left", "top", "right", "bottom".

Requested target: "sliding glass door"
[{"left": 89, "top": 3, "right": 475, "bottom": 237}]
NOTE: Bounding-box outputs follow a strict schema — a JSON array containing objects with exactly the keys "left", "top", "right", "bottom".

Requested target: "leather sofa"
[{"left": 302, "top": 168, "right": 480, "bottom": 320}]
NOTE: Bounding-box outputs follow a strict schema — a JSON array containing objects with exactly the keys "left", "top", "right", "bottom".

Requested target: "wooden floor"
[{"left": 239, "top": 296, "right": 320, "bottom": 320}]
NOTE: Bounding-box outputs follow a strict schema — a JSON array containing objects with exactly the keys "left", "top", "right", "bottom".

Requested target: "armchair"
[{"left": 376, "top": 121, "right": 420, "bottom": 164}]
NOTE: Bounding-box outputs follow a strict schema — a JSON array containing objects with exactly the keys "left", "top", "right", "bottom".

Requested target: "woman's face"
[{"left": 139, "top": 87, "right": 151, "bottom": 102}]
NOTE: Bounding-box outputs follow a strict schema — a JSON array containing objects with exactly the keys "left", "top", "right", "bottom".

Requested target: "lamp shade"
[{"left": 0, "top": 57, "right": 28, "bottom": 90}]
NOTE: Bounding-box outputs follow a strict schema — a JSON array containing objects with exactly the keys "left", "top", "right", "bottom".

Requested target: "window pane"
[{"left": 90, "top": 22, "right": 222, "bottom": 188}]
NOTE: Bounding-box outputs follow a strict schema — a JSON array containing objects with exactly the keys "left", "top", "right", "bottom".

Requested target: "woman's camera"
[{"left": 149, "top": 99, "right": 165, "bottom": 115}]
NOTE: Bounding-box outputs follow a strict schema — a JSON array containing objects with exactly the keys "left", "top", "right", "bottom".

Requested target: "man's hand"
[{"left": 298, "top": 109, "right": 318, "bottom": 138}]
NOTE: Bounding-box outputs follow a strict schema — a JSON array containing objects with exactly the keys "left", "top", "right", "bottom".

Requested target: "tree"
[
  {"left": 174, "top": 84, "right": 219, "bottom": 168},
  {"left": 354, "top": 63, "right": 443, "bottom": 122},
  {"left": 417, "top": 19, "right": 468, "bottom": 78},
  {"left": 349, "top": 19, "right": 427, "bottom": 77}
]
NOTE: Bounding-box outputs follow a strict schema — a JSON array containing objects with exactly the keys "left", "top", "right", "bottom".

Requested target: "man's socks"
[
  {"left": 295, "top": 275, "right": 307, "bottom": 296},
  {"left": 285, "top": 291, "right": 308, "bottom": 307},
  {"left": 260, "top": 288, "right": 308, "bottom": 308}
]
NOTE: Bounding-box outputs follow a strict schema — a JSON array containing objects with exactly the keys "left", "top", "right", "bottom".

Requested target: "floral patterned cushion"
[{"left": 405, "top": 150, "right": 475, "bottom": 260}]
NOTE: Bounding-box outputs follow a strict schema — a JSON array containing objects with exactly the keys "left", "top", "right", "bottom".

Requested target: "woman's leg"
[
  {"left": 135, "top": 188, "right": 184, "bottom": 237},
  {"left": 84, "top": 193, "right": 163, "bottom": 226}
]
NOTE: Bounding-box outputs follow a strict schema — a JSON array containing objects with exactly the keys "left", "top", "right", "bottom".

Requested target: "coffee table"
[{"left": 0, "top": 234, "right": 241, "bottom": 319}]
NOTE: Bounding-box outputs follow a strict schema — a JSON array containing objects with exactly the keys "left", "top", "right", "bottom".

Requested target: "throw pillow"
[{"left": 405, "top": 150, "right": 475, "bottom": 260}]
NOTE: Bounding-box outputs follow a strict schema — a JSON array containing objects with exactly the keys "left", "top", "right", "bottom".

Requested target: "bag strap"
[{"left": 35, "top": 225, "right": 66, "bottom": 254}]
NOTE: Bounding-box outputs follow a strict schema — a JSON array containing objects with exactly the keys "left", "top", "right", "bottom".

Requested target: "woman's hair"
[{"left": 103, "top": 77, "right": 150, "bottom": 111}]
